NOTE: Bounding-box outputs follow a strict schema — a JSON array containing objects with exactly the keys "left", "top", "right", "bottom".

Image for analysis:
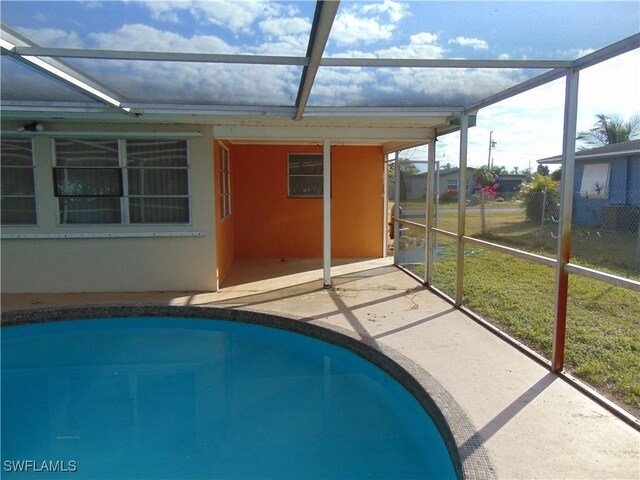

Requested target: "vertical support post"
[
  {"left": 455, "top": 114, "right": 470, "bottom": 306},
  {"left": 393, "top": 151, "right": 400, "bottom": 266},
  {"left": 383, "top": 153, "right": 389, "bottom": 257},
  {"left": 425, "top": 134, "right": 437, "bottom": 285},
  {"left": 553, "top": 68, "right": 579, "bottom": 372},
  {"left": 323, "top": 138, "right": 332, "bottom": 287}
]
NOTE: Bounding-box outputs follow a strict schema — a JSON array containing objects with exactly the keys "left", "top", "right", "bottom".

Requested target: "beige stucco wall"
[{"left": 1, "top": 123, "right": 217, "bottom": 293}]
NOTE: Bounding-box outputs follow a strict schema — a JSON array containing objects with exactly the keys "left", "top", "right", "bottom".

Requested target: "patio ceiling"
[{"left": 1, "top": 1, "right": 639, "bottom": 134}]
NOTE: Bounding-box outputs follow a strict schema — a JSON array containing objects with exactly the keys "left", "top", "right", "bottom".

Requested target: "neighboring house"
[
  {"left": 537, "top": 139, "right": 640, "bottom": 230},
  {"left": 399, "top": 168, "right": 526, "bottom": 201},
  {"left": 398, "top": 168, "right": 476, "bottom": 202},
  {"left": 495, "top": 174, "right": 528, "bottom": 194},
  {"left": 437, "top": 168, "right": 476, "bottom": 197}
]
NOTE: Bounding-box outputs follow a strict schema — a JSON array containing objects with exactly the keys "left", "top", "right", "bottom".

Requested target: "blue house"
[{"left": 538, "top": 139, "right": 640, "bottom": 232}]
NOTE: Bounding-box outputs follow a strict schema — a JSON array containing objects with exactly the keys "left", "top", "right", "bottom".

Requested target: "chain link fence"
[{"left": 462, "top": 190, "right": 640, "bottom": 275}]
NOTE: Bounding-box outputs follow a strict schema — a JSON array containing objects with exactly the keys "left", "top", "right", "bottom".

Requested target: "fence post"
[
  {"left": 540, "top": 189, "right": 547, "bottom": 239},
  {"left": 480, "top": 190, "right": 487, "bottom": 235}
]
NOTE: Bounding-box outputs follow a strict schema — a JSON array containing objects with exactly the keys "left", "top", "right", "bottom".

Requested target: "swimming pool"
[{"left": 1, "top": 308, "right": 472, "bottom": 479}]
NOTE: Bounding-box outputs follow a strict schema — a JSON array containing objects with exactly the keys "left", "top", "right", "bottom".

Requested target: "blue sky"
[{"left": 1, "top": 1, "right": 639, "bottom": 165}]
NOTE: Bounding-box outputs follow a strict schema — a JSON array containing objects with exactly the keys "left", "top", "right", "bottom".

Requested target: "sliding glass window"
[{"left": 1, "top": 138, "right": 37, "bottom": 225}]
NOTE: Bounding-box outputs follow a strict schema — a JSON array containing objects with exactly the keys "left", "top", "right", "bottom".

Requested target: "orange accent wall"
[
  {"left": 331, "top": 146, "right": 384, "bottom": 257},
  {"left": 214, "top": 140, "right": 235, "bottom": 285},
  {"left": 232, "top": 144, "right": 383, "bottom": 259}
]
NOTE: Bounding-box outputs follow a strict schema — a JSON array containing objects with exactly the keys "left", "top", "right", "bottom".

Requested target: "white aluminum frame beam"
[
  {"left": 464, "top": 33, "right": 639, "bottom": 114},
  {"left": 573, "top": 33, "right": 639, "bottom": 71},
  {"left": 1, "top": 26, "right": 130, "bottom": 114},
  {"left": 425, "top": 135, "right": 437, "bottom": 285},
  {"left": 8, "top": 45, "right": 575, "bottom": 70},
  {"left": 455, "top": 115, "right": 470, "bottom": 306},
  {"left": 323, "top": 138, "right": 332, "bottom": 287},
  {"left": 212, "top": 125, "right": 434, "bottom": 142},
  {"left": 552, "top": 68, "right": 580, "bottom": 373},
  {"left": 294, "top": 1, "right": 340, "bottom": 121},
  {"left": 322, "top": 58, "right": 572, "bottom": 69},
  {"left": 10, "top": 46, "right": 309, "bottom": 66}
]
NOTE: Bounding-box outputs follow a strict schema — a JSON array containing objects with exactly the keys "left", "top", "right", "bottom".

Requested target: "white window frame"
[
  {"left": 287, "top": 153, "right": 325, "bottom": 198},
  {"left": 125, "top": 139, "right": 191, "bottom": 225},
  {"left": 52, "top": 138, "right": 191, "bottom": 226},
  {"left": 580, "top": 162, "right": 611, "bottom": 199},
  {"left": 1, "top": 137, "right": 38, "bottom": 226},
  {"left": 219, "top": 144, "right": 231, "bottom": 220},
  {"left": 446, "top": 178, "right": 458, "bottom": 190}
]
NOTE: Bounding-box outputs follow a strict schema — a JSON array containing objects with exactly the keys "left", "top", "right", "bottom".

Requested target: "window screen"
[
  {"left": 53, "top": 138, "right": 190, "bottom": 224},
  {"left": 288, "top": 154, "right": 324, "bottom": 198},
  {"left": 126, "top": 139, "right": 190, "bottom": 224},
  {"left": 1, "top": 138, "right": 37, "bottom": 225},
  {"left": 54, "top": 138, "right": 122, "bottom": 224}
]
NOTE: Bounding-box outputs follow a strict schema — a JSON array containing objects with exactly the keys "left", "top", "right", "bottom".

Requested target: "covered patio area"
[{"left": 2, "top": 257, "right": 638, "bottom": 479}]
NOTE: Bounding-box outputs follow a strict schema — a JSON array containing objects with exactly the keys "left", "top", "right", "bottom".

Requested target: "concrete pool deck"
[{"left": 2, "top": 257, "right": 639, "bottom": 479}]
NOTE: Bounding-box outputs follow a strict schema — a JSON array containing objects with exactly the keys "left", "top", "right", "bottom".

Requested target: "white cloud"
[
  {"left": 71, "top": 24, "right": 299, "bottom": 105},
  {"left": 374, "top": 32, "right": 444, "bottom": 59},
  {"left": 448, "top": 37, "right": 489, "bottom": 51},
  {"left": 139, "top": 0, "right": 282, "bottom": 32},
  {"left": 89, "top": 24, "right": 234, "bottom": 53},
  {"left": 259, "top": 17, "right": 310, "bottom": 37},
  {"left": 139, "top": 1, "right": 186, "bottom": 23},
  {"left": 257, "top": 16, "right": 311, "bottom": 55},
  {"left": 331, "top": 12, "right": 395, "bottom": 46},
  {"left": 330, "top": 1, "right": 410, "bottom": 47},
  {"left": 558, "top": 48, "right": 597, "bottom": 60},
  {"left": 193, "top": 1, "right": 281, "bottom": 32},
  {"left": 16, "top": 28, "right": 83, "bottom": 48},
  {"left": 361, "top": 0, "right": 409, "bottom": 23}
]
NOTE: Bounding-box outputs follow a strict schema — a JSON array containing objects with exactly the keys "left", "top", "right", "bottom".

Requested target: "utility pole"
[{"left": 487, "top": 130, "right": 497, "bottom": 168}]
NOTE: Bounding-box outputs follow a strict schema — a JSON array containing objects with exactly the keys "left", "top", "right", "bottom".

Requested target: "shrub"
[
  {"left": 518, "top": 174, "right": 560, "bottom": 221},
  {"left": 440, "top": 188, "right": 459, "bottom": 202}
]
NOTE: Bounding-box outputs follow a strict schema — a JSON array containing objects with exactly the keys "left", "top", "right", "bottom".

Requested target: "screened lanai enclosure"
[{"left": 1, "top": 1, "right": 639, "bottom": 425}]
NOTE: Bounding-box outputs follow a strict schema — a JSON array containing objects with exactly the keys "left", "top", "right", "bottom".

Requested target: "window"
[
  {"left": 1, "top": 138, "right": 37, "bottom": 225},
  {"left": 446, "top": 179, "right": 458, "bottom": 190},
  {"left": 53, "top": 138, "right": 189, "bottom": 224},
  {"left": 126, "top": 139, "right": 190, "bottom": 224},
  {"left": 580, "top": 163, "right": 610, "bottom": 199},
  {"left": 288, "top": 154, "right": 324, "bottom": 198},
  {"left": 219, "top": 145, "right": 231, "bottom": 220}
]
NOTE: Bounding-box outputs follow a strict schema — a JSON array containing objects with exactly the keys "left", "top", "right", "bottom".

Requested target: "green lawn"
[
  {"left": 406, "top": 246, "right": 640, "bottom": 418},
  {"left": 431, "top": 205, "right": 640, "bottom": 277}
]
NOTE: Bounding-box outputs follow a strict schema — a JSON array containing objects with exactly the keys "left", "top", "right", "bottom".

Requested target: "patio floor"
[{"left": 2, "top": 257, "right": 639, "bottom": 479}]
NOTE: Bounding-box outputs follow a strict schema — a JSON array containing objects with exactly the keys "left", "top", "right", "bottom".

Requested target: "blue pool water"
[{"left": 2, "top": 317, "right": 456, "bottom": 479}]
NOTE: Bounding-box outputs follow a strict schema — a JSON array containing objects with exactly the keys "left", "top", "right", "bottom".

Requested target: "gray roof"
[{"left": 537, "top": 139, "right": 640, "bottom": 164}]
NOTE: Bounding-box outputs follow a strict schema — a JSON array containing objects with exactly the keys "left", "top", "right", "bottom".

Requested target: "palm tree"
[{"left": 576, "top": 114, "right": 640, "bottom": 149}]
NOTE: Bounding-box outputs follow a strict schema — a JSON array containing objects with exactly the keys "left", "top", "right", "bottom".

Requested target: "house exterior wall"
[
  {"left": 232, "top": 144, "right": 383, "bottom": 259},
  {"left": 496, "top": 175, "right": 527, "bottom": 194},
  {"left": 1, "top": 123, "right": 217, "bottom": 293},
  {"left": 214, "top": 140, "right": 235, "bottom": 286},
  {"left": 626, "top": 153, "right": 640, "bottom": 206},
  {"left": 572, "top": 154, "right": 640, "bottom": 225},
  {"left": 437, "top": 170, "right": 476, "bottom": 195}
]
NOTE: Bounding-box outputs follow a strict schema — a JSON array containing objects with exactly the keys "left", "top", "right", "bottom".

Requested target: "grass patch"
[
  {"left": 412, "top": 245, "right": 640, "bottom": 417},
  {"left": 432, "top": 207, "right": 640, "bottom": 278}
]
